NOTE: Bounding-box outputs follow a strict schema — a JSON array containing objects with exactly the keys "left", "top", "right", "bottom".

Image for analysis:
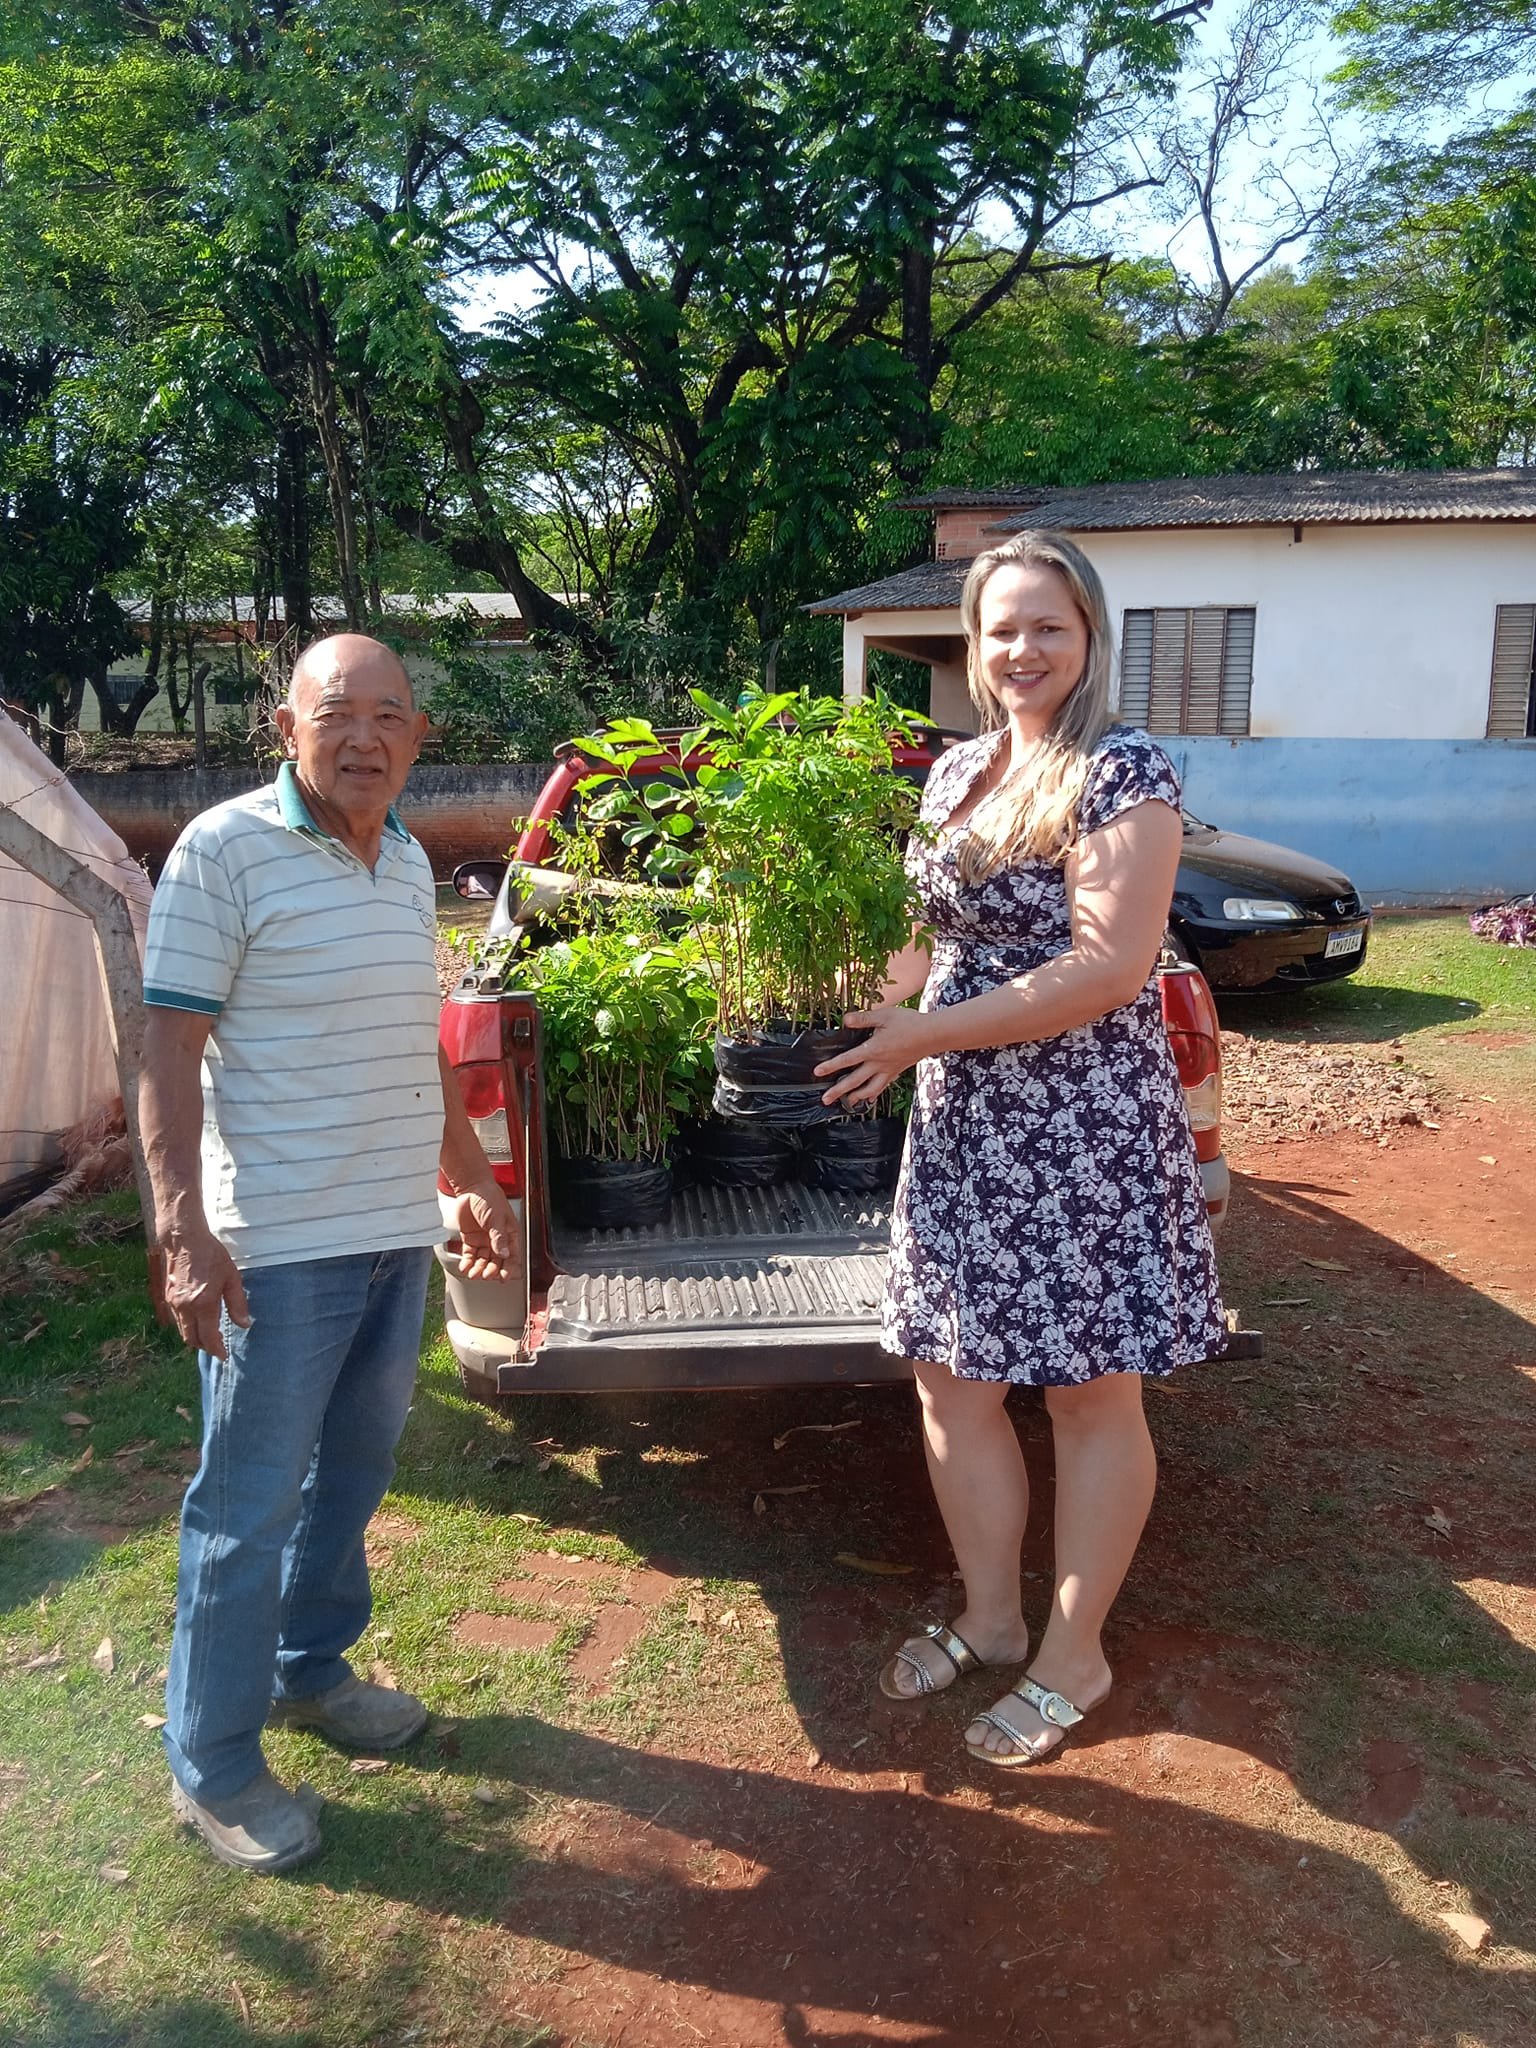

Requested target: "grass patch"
[{"left": 1218, "top": 911, "right": 1536, "bottom": 1095}]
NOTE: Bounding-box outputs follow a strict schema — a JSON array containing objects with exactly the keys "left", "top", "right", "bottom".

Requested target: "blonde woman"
[{"left": 816, "top": 530, "right": 1225, "bottom": 1766}]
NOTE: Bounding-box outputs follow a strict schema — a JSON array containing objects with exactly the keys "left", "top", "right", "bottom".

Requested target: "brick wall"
[
  {"left": 933, "top": 510, "right": 1008, "bottom": 560},
  {"left": 69, "top": 762, "right": 557, "bottom": 879}
]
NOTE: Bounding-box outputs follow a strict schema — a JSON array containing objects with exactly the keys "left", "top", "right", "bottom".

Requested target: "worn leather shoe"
[
  {"left": 269, "top": 1674, "right": 429, "bottom": 1750},
  {"left": 170, "top": 1768, "right": 322, "bottom": 1873}
]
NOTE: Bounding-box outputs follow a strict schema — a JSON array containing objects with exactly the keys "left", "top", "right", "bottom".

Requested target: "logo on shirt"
[{"left": 412, "top": 893, "right": 435, "bottom": 933}]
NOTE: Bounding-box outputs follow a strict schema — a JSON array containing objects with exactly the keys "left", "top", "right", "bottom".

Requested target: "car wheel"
[{"left": 1162, "top": 927, "right": 1199, "bottom": 970}]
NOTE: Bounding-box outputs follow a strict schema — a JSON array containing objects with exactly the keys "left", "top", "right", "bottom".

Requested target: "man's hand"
[
  {"left": 161, "top": 1228, "right": 251, "bottom": 1361},
  {"left": 451, "top": 1186, "right": 519, "bottom": 1282},
  {"left": 814, "top": 1003, "right": 937, "bottom": 1109}
]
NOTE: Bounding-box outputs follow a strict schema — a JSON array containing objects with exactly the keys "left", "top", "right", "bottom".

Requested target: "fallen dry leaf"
[
  {"left": 19, "top": 1649, "right": 64, "bottom": 1672},
  {"left": 1438, "top": 1910, "right": 1491, "bottom": 1953},
  {"left": 1263, "top": 1297, "right": 1311, "bottom": 1308},
  {"left": 71, "top": 1446, "right": 94, "bottom": 1472},
  {"left": 1297, "top": 1257, "right": 1349, "bottom": 1274},
  {"left": 21, "top": 1321, "right": 46, "bottom": 1344},
  {"left": 716, "top": 1608, "right": 739, "bottom": 1629},
  {"left": 471, "top": 1782, "right": 496, "bottom": 1805},
  {"left": 368, "top": 1660, "right": 399, "bottom": 1690},
  {"left": 753, "top": 1482, "right": 818, "bottom": 1516},
  {"left": 81, "top": 1769, "right": 106, "bottom": 1787},
  {"left": 61, "top": 1412, "right": 92, "bottom": 1429},
  {"left": 773, "top": 1420, "right": 861, "bottom": 1452},
  {"left": 90, "top": 1637, "right": 115, "bottom": 1677},
  {"left": 174, "top": 1406, "right": 192, "bottom": 1422},
  {"left": 835, "top": 1553, "right": 914, "bottom": 1576},
  {"left": 138, "top": 1714, "right": 168, "bottom": 1730},
  {"left": 98, "top": 1864, "right": 129, "bottom": 1885},
  {"left": 1478, "top": 1155, "right": 1497, "bottom": 1166},
  {"left": 1424, "top": 1508, "right": 1454, "bottom": 1538},
  {"left": 349, "top": 1758, "right": 390, "bottom": 1775},
  {"left": 685, "top": 1598, "right": 710, "bottom": 1625}
]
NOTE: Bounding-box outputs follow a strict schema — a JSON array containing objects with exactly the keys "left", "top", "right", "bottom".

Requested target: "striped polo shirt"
[{"left": 143, "top": 763, "right": 445, "bottom": 1269}]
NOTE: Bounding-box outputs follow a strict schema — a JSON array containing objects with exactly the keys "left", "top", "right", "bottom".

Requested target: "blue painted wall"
[{"left": 1163, "top": 737, "right": 1536, "bottom": 906}]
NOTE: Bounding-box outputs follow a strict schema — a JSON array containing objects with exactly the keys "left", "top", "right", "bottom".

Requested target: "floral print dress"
[{"left": 882, "top": 725, "right": 1227, "bottom": 1385}]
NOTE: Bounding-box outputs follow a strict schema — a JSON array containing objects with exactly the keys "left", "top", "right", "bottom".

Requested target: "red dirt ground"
[{"left": 443, "top": 1096, "right": 1536, "bottom": 2048}]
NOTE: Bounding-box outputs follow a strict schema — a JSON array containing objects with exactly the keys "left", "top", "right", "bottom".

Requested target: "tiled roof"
[
  {"left": 985, "top": 468, "right": 1536, "bottom": 533},
  {"left": 803, "top": 557, "right": 971, "bottom": 615},
  {"left": 893, "top": 486, "right": 1045, "bottom": 511},
  {"left": 119, "top": 591, "right": 534, "bottom": 625},
  {"left": 807, "top": 468, "right": 1536, "bottom": 615}
]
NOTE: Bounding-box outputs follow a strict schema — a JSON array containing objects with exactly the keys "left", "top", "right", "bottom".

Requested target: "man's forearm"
[{"left": 139, "top": 1010, "right": 216, "bottom": 1245}]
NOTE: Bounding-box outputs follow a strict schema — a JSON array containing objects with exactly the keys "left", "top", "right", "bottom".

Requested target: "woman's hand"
[{"left": 814, "top": 1003, "right": 937, "bottom": 1109}]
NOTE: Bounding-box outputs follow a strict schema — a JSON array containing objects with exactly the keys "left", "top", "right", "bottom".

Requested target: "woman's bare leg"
[
  {"left": 967, "top": 1370, "right": 1156, "bottom": 1756},
  {"left": 884, "top": 1359, "right": 1033, "bottom": 1696}
]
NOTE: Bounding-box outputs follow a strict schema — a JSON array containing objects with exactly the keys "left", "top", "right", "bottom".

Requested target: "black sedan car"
[{"left": 1169, "top": 814, "right": 1371, "bottom": 992}]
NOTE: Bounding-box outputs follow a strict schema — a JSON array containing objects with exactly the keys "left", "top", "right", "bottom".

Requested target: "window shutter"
[
  {"left": 1488, "top": 605, "right": 1536, "bottom": 737},
  {"left": 1219, "top": 607, "right": 1255, "bottom": 735},
  {"left": 1116, "top": 606, "right": 1254, "bottom": 735},
  {"left": 1119, "top": 610, "right": 1153, "bottom": 723},
  {"left": 1184, "top": 609, "right": 1229, "bottom": 733},
  {"left": 1148, "top": 610, "right": 1190, "bottom": 732}
]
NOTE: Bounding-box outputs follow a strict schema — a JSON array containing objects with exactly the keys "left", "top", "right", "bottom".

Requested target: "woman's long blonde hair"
[{"left": 954, "top": 529, "right": 1115, "bottom": 884}]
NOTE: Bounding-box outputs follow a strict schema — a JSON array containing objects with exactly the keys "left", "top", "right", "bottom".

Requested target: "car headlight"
[{"left": 1222, "top": 897, "right": 1304, "bottom": 922}]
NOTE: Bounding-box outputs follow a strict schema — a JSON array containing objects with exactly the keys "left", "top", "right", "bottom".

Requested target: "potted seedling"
[
  {"left": 799, "top": 1075, "right": 914, "bottom": 1194},
  {"left": 528, "top": 913, "right": 717, "bottom": 1230},
  {"left": 577, "top": 685, "right": 928, "bottom": 1126}
]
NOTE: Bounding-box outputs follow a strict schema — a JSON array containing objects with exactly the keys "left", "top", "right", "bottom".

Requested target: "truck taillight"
[
  {"left": 1160, "top": 965, "right": 1223, "bottom": 1164},
  {"left": 456, "top": 1062, "right": 504, "bottom": 1118},
  {"left": 440, "top": 997, "right": 523, "bottom": 1196}
]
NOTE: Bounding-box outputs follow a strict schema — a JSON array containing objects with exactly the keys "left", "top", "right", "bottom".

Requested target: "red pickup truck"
[{"left": 437, "top": 731, "right": 1238, "bottom": 1401}]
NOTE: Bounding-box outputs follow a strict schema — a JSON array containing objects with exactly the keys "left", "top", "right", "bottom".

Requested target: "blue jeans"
[{"left": 163, "top": 1246, "right": 432, "bottom": 1801}]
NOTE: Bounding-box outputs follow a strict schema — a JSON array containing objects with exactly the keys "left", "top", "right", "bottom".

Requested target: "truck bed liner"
[{"left": 470, "top": 1182, "right": 910, "bottom": 1393}]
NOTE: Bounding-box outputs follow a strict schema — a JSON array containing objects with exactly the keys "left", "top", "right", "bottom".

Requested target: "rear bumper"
[
  {"left": 445, "top": 1315, "right": 914, "bottom": 1395},
  {"left": 1201, "top": 1152, "right": 1231, "bottom": 1229}
]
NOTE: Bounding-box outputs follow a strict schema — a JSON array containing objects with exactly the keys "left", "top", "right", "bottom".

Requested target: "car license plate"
[{"left": 1325, "top": 926, "right": 1365, "bottom": 959}]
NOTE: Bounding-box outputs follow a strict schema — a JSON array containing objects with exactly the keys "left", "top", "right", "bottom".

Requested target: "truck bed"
[
  {"left": 441, "top": 1176, "right": 1262, "bottom": 1398},
  {"left": 450, "top": 1181, "right": 911, "bottom": 1394}
]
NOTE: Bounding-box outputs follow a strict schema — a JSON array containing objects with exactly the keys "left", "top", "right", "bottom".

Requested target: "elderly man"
[{"left": 140, "top": 634, "right": 515, "bottom": 1873}]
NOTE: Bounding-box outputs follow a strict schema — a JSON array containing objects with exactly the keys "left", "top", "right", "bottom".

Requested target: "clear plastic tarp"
[{"left": 0, "top": 712, "right": 153, "bottom": 1192}]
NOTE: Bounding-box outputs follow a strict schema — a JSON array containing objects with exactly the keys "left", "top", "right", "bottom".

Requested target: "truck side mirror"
[{"left": 452, "top": 861, "right": 507, "bottom": 901}]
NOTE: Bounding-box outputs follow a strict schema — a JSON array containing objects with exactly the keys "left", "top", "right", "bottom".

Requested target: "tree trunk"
[
  {"left": 354, "top": 384, "right": 385, "bottom": 617},
  {"left": 191, "top": 659, "right": 210, "bottom": 767},
  {"left": 273, "top": 403, "right": 314, "bottom": 645},
  {"left": 437, "top": 378, "right": 613, "bottom": 682},
  {"left": 309, "top": 349, "right": 366, "bottom": 630}
]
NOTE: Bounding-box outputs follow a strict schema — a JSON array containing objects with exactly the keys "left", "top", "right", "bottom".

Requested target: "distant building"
[
  {"left": 89, "top": 592, "right": 535, "bottom": 732},
  {"left": 808, "top": 470, "right": 1536, "bottom": 903}
]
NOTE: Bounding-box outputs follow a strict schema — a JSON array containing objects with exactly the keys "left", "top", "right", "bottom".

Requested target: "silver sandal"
[
  {"left": 964, "top": 1676, "right": 1105, "bottom": 1768},
  {"left": 878, "top": 1621, "right": 989, "bottom": 1700}
]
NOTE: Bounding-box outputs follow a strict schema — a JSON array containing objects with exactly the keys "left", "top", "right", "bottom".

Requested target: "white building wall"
[{"left": 1079, "top": 522, "right": 1536, "bottom": 740}]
